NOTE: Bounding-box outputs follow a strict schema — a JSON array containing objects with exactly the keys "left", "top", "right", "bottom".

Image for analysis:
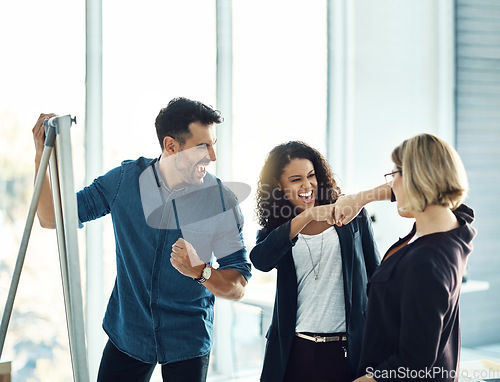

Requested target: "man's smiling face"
[{"left": 174, "top": 121, "right": 217, "bottom": 185}]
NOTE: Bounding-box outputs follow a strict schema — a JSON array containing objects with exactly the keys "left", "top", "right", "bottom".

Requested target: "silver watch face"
[{"left": 203, "top": 265, "right": 212, "bottom": 279}]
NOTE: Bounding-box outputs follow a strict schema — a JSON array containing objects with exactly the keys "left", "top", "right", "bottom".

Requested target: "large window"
[
  {"left": 227, "top": 1, "right": 327, "bottom": 375},
  {"left": 0, "top": 1, "right": 85, "bottom": 381}
]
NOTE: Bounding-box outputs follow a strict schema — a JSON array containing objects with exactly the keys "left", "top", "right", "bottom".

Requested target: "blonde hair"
[{"left": 391, "top": 133, "right": 468, "bottom": 212}]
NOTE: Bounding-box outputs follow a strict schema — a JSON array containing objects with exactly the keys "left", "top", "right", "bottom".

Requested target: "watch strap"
[{"left": 194, "top": 264, "right": 210, "bottom": 284}]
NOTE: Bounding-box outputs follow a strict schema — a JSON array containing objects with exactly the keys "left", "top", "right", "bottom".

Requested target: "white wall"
[{"left": 338, "top": 0, "right": 454, "bottom": 252}]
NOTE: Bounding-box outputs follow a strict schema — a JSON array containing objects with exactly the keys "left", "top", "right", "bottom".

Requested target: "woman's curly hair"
[{"left": 255, "top": 141, "right": 341, "bottom": 230}]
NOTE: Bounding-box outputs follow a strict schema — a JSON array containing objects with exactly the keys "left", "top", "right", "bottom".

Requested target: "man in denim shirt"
[{"left": 32, "top": 98, "right": 252, "bottom": 382}]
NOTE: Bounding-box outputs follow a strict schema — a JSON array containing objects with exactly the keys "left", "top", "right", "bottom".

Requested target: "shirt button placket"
[{"left": 151, "top": 246, "right": 163, "bottom": 353}]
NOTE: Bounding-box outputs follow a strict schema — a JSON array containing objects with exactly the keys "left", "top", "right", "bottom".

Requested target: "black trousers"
[
  {"left": 97, "top": 340, "right": 210, "bottom": 382},
  {"left": 283, "top": 334, "right": 349, "bottom": 382}
]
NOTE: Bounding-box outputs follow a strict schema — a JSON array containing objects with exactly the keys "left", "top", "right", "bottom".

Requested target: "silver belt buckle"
[{"left": 314, "top": 336, "right": 325, "bottom": 343}]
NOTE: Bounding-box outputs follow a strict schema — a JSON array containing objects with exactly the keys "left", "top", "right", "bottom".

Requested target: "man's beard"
[{"left": 174, "top": 155, "right": 208, "bottom": 185}]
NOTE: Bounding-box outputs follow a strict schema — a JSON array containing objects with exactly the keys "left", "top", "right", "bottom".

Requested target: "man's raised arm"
[{"left": 32, "top": 113, "right": 57, "bottom": 229}]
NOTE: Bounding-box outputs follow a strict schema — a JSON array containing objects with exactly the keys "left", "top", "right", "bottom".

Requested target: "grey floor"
[{"left": 460, "top": 344, "right": 500, "bottom": 381}]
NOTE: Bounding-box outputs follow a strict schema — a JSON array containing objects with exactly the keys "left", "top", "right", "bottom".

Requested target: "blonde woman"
[{"left": 336, "top": 134, "right": 476, "bottom": 382}]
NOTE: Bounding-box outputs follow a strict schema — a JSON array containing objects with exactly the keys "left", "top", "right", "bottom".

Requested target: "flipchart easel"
[{"left": 0, "top": 116, "right": 89, "bottom": 381}]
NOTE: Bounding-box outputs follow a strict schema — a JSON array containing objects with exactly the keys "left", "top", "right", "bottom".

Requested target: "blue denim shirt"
[{"left": 77, "top": 157, "right": 252, "bottom": 364}]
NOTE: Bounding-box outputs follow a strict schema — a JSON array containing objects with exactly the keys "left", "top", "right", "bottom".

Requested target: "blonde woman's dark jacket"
[
  {"left": 250, "top": 208, "right": 380, "bottom": 382},
  {"left": 357, "top": 204, "right": 476, "bottom": 382}
]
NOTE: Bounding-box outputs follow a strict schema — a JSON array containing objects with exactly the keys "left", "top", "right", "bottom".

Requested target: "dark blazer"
[
  {"left": 250, "top": 208, "right": 380, "bottom": 382},
  {"left": 357, "top": 204, "right": 477, "bottom": 382}
]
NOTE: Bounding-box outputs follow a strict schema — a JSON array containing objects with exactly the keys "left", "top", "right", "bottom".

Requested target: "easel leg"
[
  {"left": 49, "top": 150, "right": 76, "bottom": 357},
  {"left": 51, "top": 116, "right": 90, "bottom": 382},
  {"left": 0, "top": 142, "right": 54, "bottom": 355}
]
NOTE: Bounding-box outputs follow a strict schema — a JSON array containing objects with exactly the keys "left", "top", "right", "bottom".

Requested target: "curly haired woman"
[{"left": 250, "top": 141, "right": 380, "bottom": 382}]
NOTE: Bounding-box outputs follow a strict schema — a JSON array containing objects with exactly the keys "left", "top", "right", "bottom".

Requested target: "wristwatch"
[{"left": 194, "top": 264, "right": 212, "bottom": 284}]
